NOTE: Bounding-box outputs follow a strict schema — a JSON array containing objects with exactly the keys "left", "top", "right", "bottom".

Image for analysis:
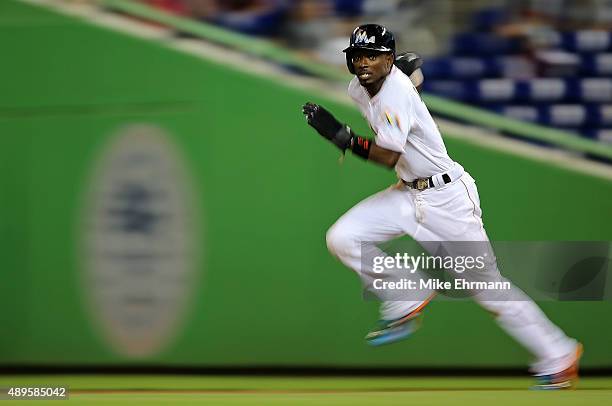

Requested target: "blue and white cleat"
[
  {"left": 365, "top": 312, "right": 423, "bottom": 347},
  {"left": 531, "top": 343, "right": 583, "bottom": 390}
]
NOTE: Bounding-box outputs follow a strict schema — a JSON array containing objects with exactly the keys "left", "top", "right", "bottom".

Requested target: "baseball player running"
[{"left": 302, "top": 24, "right": 582, "bottom": 390}]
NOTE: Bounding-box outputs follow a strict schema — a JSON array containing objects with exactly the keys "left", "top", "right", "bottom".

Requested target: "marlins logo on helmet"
[{"left": 354, "top": 30, "right": 375, "bottom": 44}]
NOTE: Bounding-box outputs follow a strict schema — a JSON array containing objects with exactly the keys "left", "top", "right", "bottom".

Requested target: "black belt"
[{"left": 403, "top": 173, "right": 452, "bottom": 191}]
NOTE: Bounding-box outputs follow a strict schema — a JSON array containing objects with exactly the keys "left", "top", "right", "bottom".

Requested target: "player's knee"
[{"left": 326, "top": 223, "right": 355, "bottom": 258}]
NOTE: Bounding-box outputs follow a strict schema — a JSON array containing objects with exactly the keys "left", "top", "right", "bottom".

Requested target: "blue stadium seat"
[
  {"left": 498, "top": 105, "right": 540, "bottom": 123},
  {"left": 423, "top": 56, "right": 535, "bottom": 79},
  {"left": 543, "top": 105, "right": 588, "bottom": 127},
  {"left": 478, "top": 79, "right": 517, "bottom": 101},
  {"left": 592, "top": 104, "right": 612, "bottom": 126},
  {"left": 471, "top": 7, "right": 509, "bottom": 32},
  {"left": 525, "top": 79, "right": 570, "bottom": 102},
  {"left": 423, "top": 80, "right": 471, "bottom": 101},
  {"left": 579, "top": 78, "right": 612, "bottom": 102},
  {"left": 560, "top": 31, "right": 612, "bottom": 53},
  {"left": 534, "top": 50, "right": 581, "bottom": 77},
  {"left": 581, "top": 53, "right": 612, "bottom": 76},
  {"left": 423, "top": 57, "right": 489, "bottom": 79},
  {"left": 452, "top": 32, "right": 523, "bottom": 56}
]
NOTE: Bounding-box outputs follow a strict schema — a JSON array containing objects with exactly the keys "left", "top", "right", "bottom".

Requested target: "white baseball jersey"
[{"left": 348, "top": 65, "right": 454, "bottom": 181}]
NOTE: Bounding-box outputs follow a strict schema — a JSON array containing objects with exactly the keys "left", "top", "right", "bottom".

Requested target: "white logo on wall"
[{"left": 82, "top": 124, "right": 199, "bottom": 358}]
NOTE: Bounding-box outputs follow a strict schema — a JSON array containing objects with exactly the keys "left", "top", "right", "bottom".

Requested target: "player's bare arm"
[{"left": 368, "top": 144, "right": 401, "bottom": 167}]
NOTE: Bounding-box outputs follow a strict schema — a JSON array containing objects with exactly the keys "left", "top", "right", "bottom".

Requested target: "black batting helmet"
[{"left": 343, "top": 24, "right": 396, "bottom": 74}]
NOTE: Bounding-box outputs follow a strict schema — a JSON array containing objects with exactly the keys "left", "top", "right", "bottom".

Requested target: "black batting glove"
[
  {"left": 302, "top": 102, "right": 342, "bottom": 139},
  {"left": 302, "top": 102, "right": 352, "bottom": 151}
]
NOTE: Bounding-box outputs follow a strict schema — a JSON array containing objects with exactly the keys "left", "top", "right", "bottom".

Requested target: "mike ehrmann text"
[{"left": 373, "top": 278, "right": 511, "bottom": 291}]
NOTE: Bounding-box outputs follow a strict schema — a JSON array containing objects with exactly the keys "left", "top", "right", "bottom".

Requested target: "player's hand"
[
  {"left": 394, "top": 52, "right": 424, "bottom": 90},
  {"left": 302, "top": 102, "right": 342, "bottom": 140},
  {"left": 394, "top": 52, "right": 422, "bottom": 77}
]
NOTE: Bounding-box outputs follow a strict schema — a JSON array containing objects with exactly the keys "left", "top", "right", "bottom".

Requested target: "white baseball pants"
[{"left": 326, "top": 171, "right": 577, "bottom": 375}]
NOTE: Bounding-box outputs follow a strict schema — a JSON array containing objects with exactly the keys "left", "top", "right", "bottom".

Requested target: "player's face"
[{"left": 351, "top": 50, "right": 393, "bottom": 87}]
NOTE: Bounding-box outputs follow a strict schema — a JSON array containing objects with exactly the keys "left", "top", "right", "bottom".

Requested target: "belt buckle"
[{"left": 416, "top": 178, "right": 429, "bottom": 191}]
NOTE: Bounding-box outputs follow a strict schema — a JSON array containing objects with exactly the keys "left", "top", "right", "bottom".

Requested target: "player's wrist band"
[
  {"left": 331, "top": 124, "right": 353, "bottom": 151},
  {"left": 351, "top": 135, "right": 372, "bottom": 160}
]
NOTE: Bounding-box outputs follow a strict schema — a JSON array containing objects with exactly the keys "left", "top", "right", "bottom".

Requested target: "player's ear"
[{"left": 386, "top": 53, "right": 394, "bottom": 72}]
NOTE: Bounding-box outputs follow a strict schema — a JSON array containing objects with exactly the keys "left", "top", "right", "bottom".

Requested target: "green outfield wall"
[{"left": 1, "top": 0, "right": 611, "bottom": 368}]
